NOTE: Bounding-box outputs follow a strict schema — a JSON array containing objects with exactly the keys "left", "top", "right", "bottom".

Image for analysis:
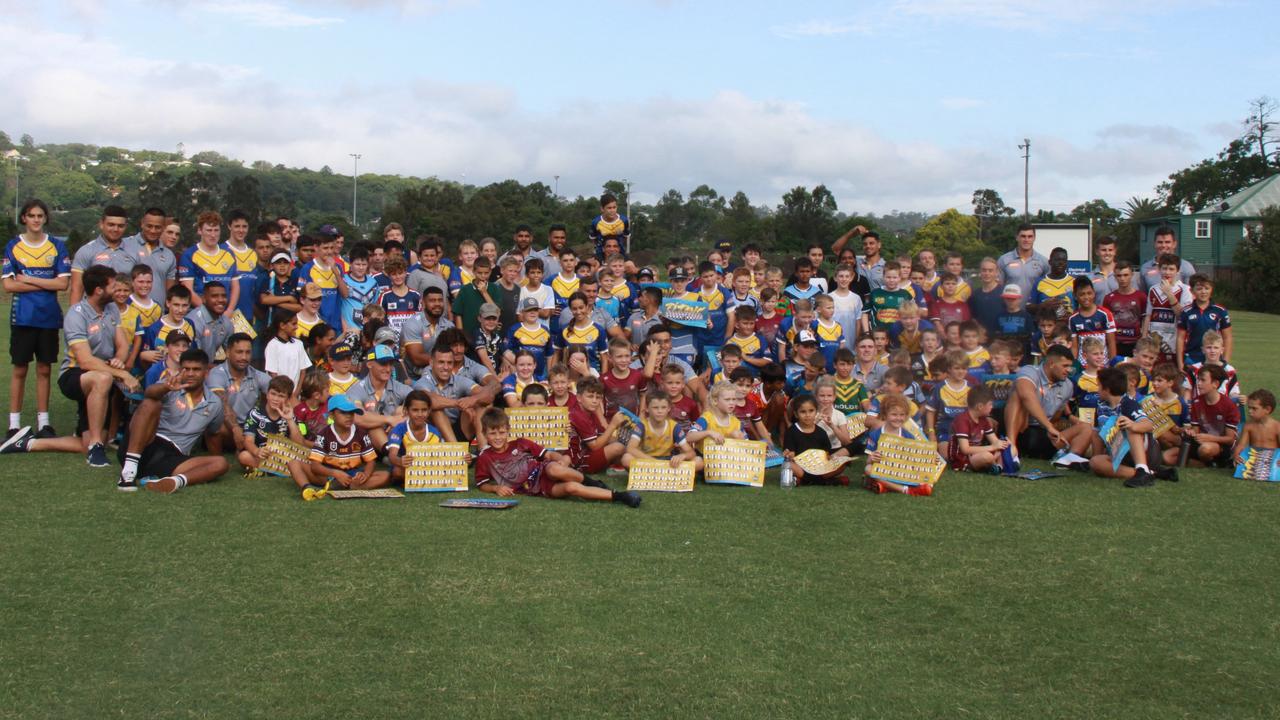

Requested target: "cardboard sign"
[
  {"left": 1099, "top": 415, "right": 1130, "bottom": 471},
  {"left": 847, "top": 413, "right": 869, "bottom": 439},
  {"left": 982, "top": 374, "right": 1017, "bottom": 408},
  {"left": 703, "top": 438, "right": 767, "bottom": 487},
  {"left": 793, "top": 449, "right": 859, "bottom": 477},
  {"left": 506, "top": 406, "right": 570, "bottom": 450},
  {"left": 1234, "top": 448, "right": 1280, "bottom": 482},
  {"left": 866, "top": 433, "right": 946, "bottom": 487},
  {"left": 626, "top": 459, "right": 696, "bottom": 492},
  {"left": 257, "top": 433, "right": 312, "bottom": 477},
  {"left": 231, "top": 309, "right": 257, "bottom": 338},
  {"left": 661, "top": 298, "right": 709, "bottom": 328},
  {"left": 404, "top": 442, "right": 470, "bottom": 492},
  {"left": 328, "top": 488, "right": 404, "bottom": 499},
  {"left": 440, "top": 498, "right": 519, "bottom": 509},
  {"left": 1141, "top": 396, "right": 1176, "bottom": 437}
]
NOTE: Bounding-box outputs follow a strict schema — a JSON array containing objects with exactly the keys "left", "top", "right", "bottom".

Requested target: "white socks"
[
  {"left": 9, "top": 413, "right": 19, "bottom": 430},
  {"left": 121, "top": 453, "right": 141, "bottom": 483},
  {"left": 37, "top": 412, "right": 49, "bottom": 428}
]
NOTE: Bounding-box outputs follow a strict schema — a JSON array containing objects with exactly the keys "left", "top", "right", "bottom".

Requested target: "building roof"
[{"left": 1219, "top": 173, "right": 1280, "bottom": 219}]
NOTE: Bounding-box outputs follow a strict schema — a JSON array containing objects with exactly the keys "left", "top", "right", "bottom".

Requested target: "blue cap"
[
  {"left": 317, "top": 224, "right": 341, "bottom": 238},
  {"left": 327, "top": 395, "right": 363, "bottom": 414},
  {"left": 372, "top": 344, "right": 396, "bottom": 363}
]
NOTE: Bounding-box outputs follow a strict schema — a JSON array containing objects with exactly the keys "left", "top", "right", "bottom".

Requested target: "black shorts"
[
  {"left": 59, "top": 368, "right": 119, "bottom": 436},
  {"left": 10, "top": 325, "right": 60, "bottom": 365},
  {"left": 1017, "top": 424, "right": 1058, "bottom": 460},
  {"left": 137, "top": 437, "right": 190, "bottom": 479}
]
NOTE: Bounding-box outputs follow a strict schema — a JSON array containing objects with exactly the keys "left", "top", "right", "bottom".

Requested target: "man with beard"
[
  {"left": 413, "top": 344, "right": 486, "bottom": 443},
  {"left": 831, "top": 224, "right": 880, "bottom": 294},
  {"left": 207, "top": 333, "right": 272, "bottom": 450},
  {"left": 499, "top": 224, "right": 536, "bottom": 268},
  {"left": 400, "top": 287, "right": 455, "bottom": 379},
  {"left": 347, "top": 344, "right": 414, "bottom": 452},
  {"left": 188, "top": 282, "right": 234, "bottom": 363},
  {"left": 530, "top": 224, "right": 569, "bottom": 278}
]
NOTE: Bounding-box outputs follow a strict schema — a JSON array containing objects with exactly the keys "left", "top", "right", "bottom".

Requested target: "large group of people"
[{"left": 3, "top": 193, "right": 1277, "bottom": 502}]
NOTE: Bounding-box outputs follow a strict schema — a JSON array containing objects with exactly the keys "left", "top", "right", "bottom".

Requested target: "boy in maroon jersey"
[
  {"left": 567, "top": 377, "right": 628, "bottom": 474},
  {"left": 659, "top": 363, "right": 703, "bottom": 436},
  {"left": 1102, "top": 261, "right": 1145, "bottom": 358},
  {"left": 947, "top": 386, "right": 1011, "bottom": 472},
  {"left": 475, "top": 407, "right": 640, "bottom": 507},
  {"left": 1167, "top": 364, "right": 1239, "bottom": 468},
  {"left": 600, "top": 338, "right": 655, "bottom": 419}
]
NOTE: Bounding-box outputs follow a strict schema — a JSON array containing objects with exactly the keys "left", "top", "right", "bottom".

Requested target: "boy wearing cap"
[
  {"left": 143, "top": 329, "right": 191, "bottom": 387},
  {"left": 993, "top": 284, "right": 1034, "bottom": 362},
  {"left": 505, "top": 297, "right": 554, "bottom": 376},
  {"left": 287, "top": 395, "right": 388, "bottom": 497},
  {"left": 473, "top": 302, "right": 505, "bottom": 375},
  {"left": 296, "top": 282, "right": 325, "bottom": 339},
  {"left": 347, "top": 344, "right": 414, "bottom": 451},
  {"left": 326, "top": 343, "right": 359, "bottom": 396},
  {"left": 259, "top": 250, "right": 302, "bottom": 330}
]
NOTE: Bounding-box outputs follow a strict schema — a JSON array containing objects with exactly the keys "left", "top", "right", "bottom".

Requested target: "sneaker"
[
  {"left": 1124, "top": 469, "right": 1155, "bottom": 488},
  {"left": 36, "top": 425, "right": 57, "bottom": 439},
  {"left": 145, "top": 476, "right": 181, "bottom": 494},
  {"left": 1155, "top": 466, "right": 1179, "bottom": 482},
  {"left": 86, "top": 443, "right": 110, "bottom": 468},
  {"left": 908, "top": 483, "right": 934, "bottom": 497},
  {"left": 612, "top": 490, "right": 642, "bottom": 508},
  {"left": 4, "top": 428, "right": 16, "bottom": 442},
  {"left": 864, "top": 478, "right": 887, "bottom": 494},
  {"left": 116, "top": 476, "right": 138, "bottom": 493},
  {"left": 0, "top": 426, "right": 32, "bottom": 454}
]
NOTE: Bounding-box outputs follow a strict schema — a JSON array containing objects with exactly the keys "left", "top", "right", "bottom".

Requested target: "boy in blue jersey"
[
  {"left": 341, "top": 245, "right": 381, "bottom": 334},
  {"left": 178, "top": 210, "right": 240, "bottom": 312},
  {"left": 1027, "top": 247, "right": 1074, "bottom": 321},
  {"left": 223, "top": 210, "right": 259, "bottom": 323},
  {"left": 294, "top": 232, "right": 346, "bottom": 331},
  {"left": 811, "top": 294, "right": 845, "bottom": 372},
  {"left": 384, "top": 390, "right": 446, "bottom": 485},
  {"left": 1175, "top": 274, "right": 1232, "bottom": 370},
  {"left": 723, "top": 305, "right": 772, "bottom": 375},
  {"left": 783, "top": 258, "right": 822, "bottom": 304},
  {"left": 3, "top": 199, "right": 71, "bottom": 437},
  {"left": 691, "top": 261, "right": 731, "bottom": 353},
  {"left": 1068, "top": 276, "right": 1117, "bottom": 363},
  {"left": 1085, "top": 367, "right": 1169, "bottom": 487},
  {"left": 588, "top": 193, "right": 630, "bottom": 260}
]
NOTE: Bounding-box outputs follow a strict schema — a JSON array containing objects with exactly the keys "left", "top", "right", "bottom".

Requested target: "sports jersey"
[
  {"left": 783, "top": 283, "right": 821, "bottom": 304},
  {"left": 188, "top": 306, "right": 233, "bottom": 362},
  {"left": 567, "top": 404, "right": 607, "bottom": 470},
  {"left": 604, "top": 280, "right": 640, "bottom": 319},
  {"left": 1105, "top": 356, "right": 1152, "bottom": 395},
  {"left": 72, "top": 236, "right": 138, "bottom": 277},
  {"left": 446, "top": 265, "right": 474, "bottom": 296},
  {"left": 864, "top": 425, "right": 920, "bottom": 455},
  {"left": 1178, "top": 303, "right": 1231, "bottom": 362},
  {"left": 473, "top": 326, "right": 505, "bottom": 365},
  {"left": 965, "top": 346, "right": 991, "bottom": 371},
  {"left": 242, "top": 406, "right": 290, "bottom": 447},
  {"left": 690, "top": 283, "right": 731, "bottom": 347},
  {"left": 869, "top": 288, "right": 912, "bottom": 328},
  {"left": 1095, "top": 395, "right": 1147, "bottom": 431},
  {"left": 993, "top": 310, "right": 1033, "bottom": 356},
  {"left": 342, "top": 274, "right": 382, "bottom": 330},
  {"left": 328, "top": 373, "right": 359, "bottom": 397},
  {"left": 1147, "top": 393, "right": 1189, "bottom": 430},
  {"left": 931, "top": 299, "right": 970, "bottom": 328},
  {"left": 475, "top": 438, "right": 548, "bottom": 495},
  {"left": 558, "top": 322, "right": 609, "bottom": 369},
  {"left": 724, "top": 332, "right": 770, "bottom": 374},
  {"left": 690, "top": 411, "right": 742, "bottom": 452},
  {"left": 947, "top": 412, "right": 996, "bottom": 470},
  {"left": 155, "top": 389, "right": 224, "bottom": 455},
  {"left": 308, "top": 424, "right": 376, "bottom": 472},
  {"left": 588, "top": 213, "right": 630, "bottom": 258},
  {"left": 832, "top": 376, "right": 868, "bottom": 416},
  {"left": 4, "top": 235, "right": 71, "bottom": 329},
  {"left": 224, "top": 242, "right": 259, "bottom": 320},
  {"left": 1182, "top": 362, "right": 1240, "bottom": 401},
  {"left": 207, "top": 362, "right": 272, "bottom": 422},
  {"left": 123, "top": 236, "right": 178, "bottom": 306},
  {"left": 547, "top": 273, "right": 580, "bottom": 333},
  {"left": 295, "top": 312, "right": 322, "bottom": 340},
  {"left": 120, "top": 296, "right": 162, "bottom": 341},
  {"left": 725, "top": 292, "right": 760, "bottom": 319},
  {"left": 1030, "top": 275, "right": 1075, "bottom": 318},
  {"left": 634, "top": 418, "right": 684, "bottom": 458},
  {"left": 867, "top": 393, "right": 922, "bottom": 424},
  {"left": 668, "top": 394, "right": 701, "bottom": 437},
  {"left": 412, "top": 368, "right": 476, "bottom": 421},
  {"left": 927, "top": 379, "right": 972, "bottom": 440},
  {"left": 812, "top": 319, "right": 845, "bottom": 372},
  {"left": 1073, "top": 371, "right": 1101, "bottom": 425},
  {"left": 292, "top": 401, "right": 327, "bottom": 440},
  {"left": 601, "top": 367, "right": 647, "bottom": 419},
  {"left": 141, "top": 317, "right": 196, "bottom": 357},
  {"left": 501, "top": 373, "right": 545, "bottom": 400},
  {"left": 60, "top": 300, "right": 122, "bottom": 373},
  {"left": 385, "top": 420, "right": 444, "bottom": 456},
  {"left": 178, "top": 244, "right": 238, "bottom": 297},
  {"left": 144, "top": 360, "right": 176, "bottom": 387},
  {"left": 294, "top": 258, "right": 345, "bottom": 330},
  {"left": 1145, "top": 282, "right": 1192, "bottom": 355},
  {"left": 506, "top": 322, "right": 554, "bottom": 375},
  {"left": 1068, "top": 307, "right": 1116, "bottom": 363},
  {"left": 733, "top": 393, "right": 764, "bottom": 433},
  {"left": 379, "top": 287, "right": 421, "bottom": 334},
  {"left": 1102, "top": 290, "right": 1146, "bottom": 343},
  {"left": 346, "top": 376, "right": 413, "bottom": 417}
]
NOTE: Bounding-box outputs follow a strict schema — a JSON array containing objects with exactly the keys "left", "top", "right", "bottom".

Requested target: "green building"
[{"left": 1138, "top": 173, "right": 1279, "bottom": 269}]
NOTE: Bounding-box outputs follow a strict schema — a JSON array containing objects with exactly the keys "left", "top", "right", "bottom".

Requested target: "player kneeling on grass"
[
  {"left": 863, "top": 393, "right": 932, "bottom": 496},
  {"left": 237, "top": 375, "right": 305, "bottom": 471},
  {"left": 1086, "top": 367, "right": 1171, "bottom": 487},
  {"left": 287, "top": 395, "right": 390, "bottom": 497},
  {"left": 476, "top": 407, "right": 641, "bottom": 507},
  {"left": 622, "top": 389, "right": 696, "bottom": 470},
  {"left": 1234, "top": 389, "right": 1280, "bottom": 466},
  {"left": 947, "top": 386, "right": 1012, "bottom": 473},
  {"left": 385, "top": 390, "right": 447, "bottom": 484}
]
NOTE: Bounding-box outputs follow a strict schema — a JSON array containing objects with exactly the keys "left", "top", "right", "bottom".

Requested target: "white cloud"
[{"left": 195, "top": 1, "right": 343, "bottom": 27}]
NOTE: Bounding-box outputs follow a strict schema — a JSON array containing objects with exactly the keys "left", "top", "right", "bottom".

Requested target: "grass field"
[{"left": 3, "top": 307, "right": 1279, "bottom": 719}]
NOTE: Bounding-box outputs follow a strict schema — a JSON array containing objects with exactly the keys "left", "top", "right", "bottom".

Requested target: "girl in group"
[
  {"left": 478, "top": 237, "right": 500, "bottom": 267},
  {"left": 783, "top": 394, "right": 849, "bottom": 486},
  {"left": 864, "top": 393, "right": 932, "bottom": 496},
  {"left": 264, "top": 310, "right": 312, "bottom": 400},
  {"left": 502, "top": 350, "right": 546, "bottom": 408},
  {"left": 305, "top": 322, "right": 336, "bottom": 371},
  {"left": 913, "top": 328, "right": 946, "bottom": 393},
  {"left": 562, "top": 345, "right": 599, "bottom": 390}
]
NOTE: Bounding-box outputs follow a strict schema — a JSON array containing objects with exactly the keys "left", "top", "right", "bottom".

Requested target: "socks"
[
  {"left": 37, "top": 412, "right": 49, "bottom": 429},
  {"left": 121, "top": 453, "right": 141, "bottom": 482},
  {"left": 174, "top": 474, "right": 188, "bottom": 490},
  {"left": 1136, "top": 464, "right": 1151, "bottom": 473},
  {"left": 9, "top": 413, "right": 19, "bottom": 430}
]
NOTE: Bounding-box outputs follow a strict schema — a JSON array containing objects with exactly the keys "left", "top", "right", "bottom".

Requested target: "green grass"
[{"left": 3, "top": 307, "right": 1279, "bottom": 719}]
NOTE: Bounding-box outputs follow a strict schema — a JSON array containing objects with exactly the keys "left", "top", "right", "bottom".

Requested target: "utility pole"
[
  {"left": 10, "top": 154, "right": 18, "bottom": 225},
  {"left": 1018, "top": 138, "right": 1031, "bottom": 220},
  {"left": 554, "top": 175, "right": 560, "bottom": 198},
  {"left": 349, "top": 153, "right": 361, "bottom": 226},
  {"left": 623, "top": 179, "right": 632, "bottom": 255}
]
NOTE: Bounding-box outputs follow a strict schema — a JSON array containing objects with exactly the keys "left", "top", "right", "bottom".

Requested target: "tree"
[
  {"left": 1066, "top": 199, "right": 1122, "bottom": 228},
  {"left": 1229, "top": 205, "right": 1280, "bottom": 312},
  {"left": 1244, "top": 95, "right": 1277, "bottom": 170},
  {"left": 20, "top": 134, "right": 34, "bottom": 150},
  {"left": 971, "top": 188, "right": 1016, "bottom": 219},
  {"left": 602, "top": 180, "right": 628, "bottom": 207},
  {"left": 0, "top": 131, "right": 13, "bottom": 152},
  {"left": 710, "top": 190, "right": 764, "bottom": 245},
  {"left": 775, "top": 185, "right": 837, "bottom": 253},
  {"left": 37, "top": 170, "right": 101, "bottom": 210},
  {"left": 225, "top": 174, "right": 264, "bottom": 222},
  {"left": 908, "top": 209, "right": 983, "bottom": 260}
]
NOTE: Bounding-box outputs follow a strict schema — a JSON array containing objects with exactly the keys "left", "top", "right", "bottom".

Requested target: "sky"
[{"left": 1, "top": 0, "right": 1276, "bottom": 214}]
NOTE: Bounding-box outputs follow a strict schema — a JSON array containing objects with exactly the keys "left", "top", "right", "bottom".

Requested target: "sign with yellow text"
[
  {"left": 404, "top": 442, "right": 470, "bottom": 492},
  {"left": 626, "top": 459, "right": 696, "bottom": 492},
  {"left": 257, "top": 433, "right": 312, "bottom": 477},
  {"left": 867, "top": 433, "right": 946, "bottom": 487},
  {"left": 703, "top": 438, "right": 767, "bottom": 487},
  {"left": 793, "top": 449, "right": 860, "bottom": 477},
  {"left": 1141, "top": 396, "right": 1176, "bottom": 438},
  {"left": 506, "top": 407, "right": 570, "bottom": 450}
]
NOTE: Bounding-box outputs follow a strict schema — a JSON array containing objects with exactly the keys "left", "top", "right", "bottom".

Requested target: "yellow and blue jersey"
[
  {"left": 3, "top": 235, "right": 71, "bottom": 329},
  {"left": 690, "top": 411, "right": 742, "bottom": 452},
  {"left": 227, "top": 243, "right": 260, "bottom": 319},
  {"left": 328, "top": 373, "right": 359, "bottom": 397},
  {"left": 501, "top": 374, "right": 546, "bottom": 399},
  {"left": 926, "top": 380, "right": 972, "bottom": 440},
  {"left": 725, "top": 332, "right": 770, "bottom": 374},
  {"left": 559, "top": 322, "right": 609, "bottom": 369},
  {"left": 294, "top": 259, "right": 345, "bottom": 330},
  {"left": 141, "top": 317, "right": 196, "bottom": 355},
  {"left": 385, "top": 420, "right": 444, "bottom": 456},
  {"left": 1031, "top": 275, "right": 1076, "bottom": 314},
  {"left": 1073, "top": 371, "right": 1101, "bottom": 424},
  {"left": 120, "top": 296, "right": 162, "bottom": 341},
  {"left": 636, "top": 418, "right": 684, "bottom": 458},
  {"left": 506, "top": 322, "right": 554, "bottom": 375},
  {"left": 178, "top": 244, "right": 238, "bottom": 297},
  {"left": 812, "top": 319, "right": 845, "bottom": 372},
  {"left": 588, "top": 213, "right": 630, "bottom": 258}
]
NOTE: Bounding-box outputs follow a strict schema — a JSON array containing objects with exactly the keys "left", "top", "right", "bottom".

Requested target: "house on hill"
[{"left": 1138, "top": 173, "right": 1279, "bottom": 271}]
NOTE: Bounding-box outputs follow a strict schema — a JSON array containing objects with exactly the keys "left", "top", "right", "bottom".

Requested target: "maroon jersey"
[
  {"left": 1102, "top": 290, "right": 1146, "bottom": 342},
  {"left": 567, "top": 404, "right": 606, "bottom": 470},
  {"left": 755, "top": 313, "right": 784, "bottom": 345},
  {"left": 475, "top": 438, "right": 548, "bottom": 495},
  {"left": 600, "top": 367, "right": 647, "bottom": 419},
  {"left": 733, "top": 393, "right": 762, "bottom": 428},
  {"left": 947, "top": 411, "right": 995, "bottom": 470},
  {"left": 932, "top": 299, "right": 971, "bottom": 328},
  {"left": 1190, "top": 394, "right": 1240, "bottom": 438},
  {"left": 668, "top": 394, "right": 702, "bottom": 436},
  {"left": 549, "top": 392, "right": 579, "bottom": 410},
  {"left": 293, "top": 401, "right": 328, "bottom": 440}
]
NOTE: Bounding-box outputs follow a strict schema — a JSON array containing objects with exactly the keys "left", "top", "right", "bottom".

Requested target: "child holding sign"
[
  {"left": 782, "top": 395, "right": 849, "bottom": 485},
  {"left": 622, "top": 390, "right": 696, "bottom": 469},
  {"left": 237, "top": 376, "right": 304, "bottom": 471},
  {"left": 863, "top": 394, "right": 932, "bottom": 496},
  {"left": 685, "top": 381, "right": 747, "bottom": 454},
  {"left": 1234, "top": 389, "right": 1280, "bottom": 467},
  {"left": 476, "top": 407, "right": 641, "bottom": 507},
  {"left": 385, "top": 390, "right": 447, "bottom": 485}
]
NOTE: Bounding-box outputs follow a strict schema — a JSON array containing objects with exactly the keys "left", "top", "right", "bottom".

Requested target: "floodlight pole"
[
  {"left": 624, "top": 179, "right": 632, "bottom": 255},
  {"left": 349, "top": 153, "right": 362, "bottom": 226},
  {"left": 554, "top": 175, "right": 560, "bottom": 198},
  {"left": 10, "top": 155, "right": 19, "bottom": 224},
  {"left": 1018, "top": 138, "right": 1031, "bottom": 220}
]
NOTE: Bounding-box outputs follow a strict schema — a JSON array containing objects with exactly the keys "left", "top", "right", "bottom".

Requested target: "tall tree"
[
  {"left": 908, "top": 209, "right": 983, "bottom": 261},
  {"left": 775, "top": 185, "right": 837, "bottom": 253},
  {"left": 1244, "top": 95, "right": 1277, "bottom": 169}
]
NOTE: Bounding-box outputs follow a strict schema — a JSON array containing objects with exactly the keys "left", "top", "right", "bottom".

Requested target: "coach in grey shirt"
[
  {"left": 123, "top": 207, "right": 178, "bottom": 304},
  {"left": 1139, "top": 226, "right": 1196, "bottom": 291},
  {"left": 70, "top": 205, "right": 138, "bottom": 304},
  {"left": 1004, "top": 345, "right": 1075, "bottom": 459},
  {"left": 207, "top": 334, "right": 271, "bottom": 424},
  {"left": 997, "top": 224, "right": 1050, "bottom": 299}
]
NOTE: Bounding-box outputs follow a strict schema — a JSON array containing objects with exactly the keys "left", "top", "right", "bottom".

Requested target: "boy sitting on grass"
[
  {"left": 621, "top": 389, "right": 696, "bottom": 470},
  {"left": 946, "top": 386, "right": 1011, "bottom": 473},
  {"left": 568, "top": 377, "right": 629, "bottom": 475},
  {"left": 384, "top": 390, "right": 446, "bottom": 485},
  {"left": 237, "top": 376, "right": 304, "bottom": 471},
  {"left": 288, "top": 395, "right": 389, "bottom": 497},
  {"left": 476, "top": 407, "right": 641, "bottom": 507},
  {"left": 1169, "top": 364, "right": 1239, "bottom": 468},
  {"left": 1085, "top": 367, "right": 1167, "bottom": 487},
  {"left": 1148, "top": 363, "right": 1190, "bottom": 455},
  {"left": 1234, "top": 389, "right": 1280, "bottom": 466}
]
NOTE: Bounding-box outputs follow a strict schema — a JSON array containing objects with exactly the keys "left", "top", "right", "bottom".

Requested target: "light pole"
[
  {"left": 1018, "top": 138, "right": 1031, "bottom": 220},
  {"left": 349, "top": 153, "right": 361, "bottom": 226},
  {"left": 623, "top": 179, "right": 632, "bottom": 255},
  {"left": 554, "top": 175, "right": 559, "bottom": 198},
  {"left": 10, "top": 154, "right": 18, "bottom": 225}
]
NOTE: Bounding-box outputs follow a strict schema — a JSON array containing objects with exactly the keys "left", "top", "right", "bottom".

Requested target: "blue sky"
[{"left": 3, "top": 1, "right": 1276, "bottom": 214}]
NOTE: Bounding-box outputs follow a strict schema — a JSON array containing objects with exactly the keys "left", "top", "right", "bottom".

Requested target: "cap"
[
  {"left": 519, "top": 297, "right": 541, "bottom": 313},
  {"left": 797, "top": 329, "right": 818, "bottom": 345},
  {"left": 317, "top": 224, "right": 341, "bottom": 238},
  {"left": 373, "top": 326, "right": 399, "bottom": 346},
  {"left": 372, "top": 344, "right": 397, "bottom": 363},
  {"left": 714, "top": 239, "right": 733, "bottom": 251},
  {"left": 1001, "top": 283, "right": 1024, "bottom": 299},
  {"left": 479, "top": 302, "right": 500, "bottom": 319},
  {"left": 328, "top": 344, "right": 353, "bottom": 361},
  {"left": 164, "top": 329, "right": 191, "bottom": 346},
  {"left": 302, "top": 282, "right": 323, "bottom": 300},
  {"left": 669, "top": 266, "right": 689, "bottom": 281},
  {"left": 637, "top": 266, "right": 655, "bottom": 279},
  {"left": 327, "top": 395, "right": 363, "bottom": 414},
  {"left": 270, "top": 252, "right": 292, "bottom": 264}
]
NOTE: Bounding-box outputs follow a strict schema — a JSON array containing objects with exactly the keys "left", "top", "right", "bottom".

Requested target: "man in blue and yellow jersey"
[
  {"left": 1027, "top": 247, "right": 1075, "bottom": 321},
  {"left": 223, "top": 210, "right": 260, "bottom": 323},
  {"left": 179, "top": 210, "right": 240, "bottom": 312},
  {"left": 294, "top": 231, "right": 347, "bottom": 331}
]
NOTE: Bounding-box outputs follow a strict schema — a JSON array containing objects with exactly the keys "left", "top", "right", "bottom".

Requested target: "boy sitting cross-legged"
[
  {"left": 621, "top": 389, "right": 697, "bottom": 470},
  {"left": 1169, "top": 364, "right": 1239, "bottom": 468},
  {"left": 1234, "top": 389, "right": 1280, "bottom": 466},
  {"left": 946, "top": 385, "right": 1012, "bottom": 473},
  {"left": 237, "top": 375, "right": 305, "bottom": 471},
  {"left": 287, "top": 394, "right": 390, "bottom": 497},
  {"left": 476, "top": 406, "right": 641, "bottom": 507},
  {"left": 1085, "top": 367, "right": 1170, "bottom": 487}
]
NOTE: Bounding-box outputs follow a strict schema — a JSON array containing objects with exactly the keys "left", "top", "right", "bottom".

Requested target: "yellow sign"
[
  {"left": 704, "top": 438, "right": 767, "bottom": 487},
  {"left": 231, "top": 309, "right": 257, "bottom": 338},
  {"left": 1077, "top": 407, "right": 1096, "bottom": 426},
  {"left": 793, "top": 449, "right": 859, "bottom": 477},
  {"left": 1141, "top": 396, "right": 1175, "bottom": 437},
  {"left": 867, "top": 433, "right": 946, "bottom": 487},
  {"left": 506, "top": 407, "right": 570, "bottom": 450},
  {"left": 847, "top": 413, "right": 868, "bottom": 439},
  {"left": 258, "top": 433, "right": 312, "bottom": 477},
  {"left": 404, "top": 442, "right": 470, "bottom": 492},
  {"left": 626, "top": 459, "right": 696, "bottom": 492}
]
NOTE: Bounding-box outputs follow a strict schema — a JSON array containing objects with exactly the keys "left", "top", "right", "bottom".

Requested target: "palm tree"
[{"left": 1123, "top": 196, "right": 1163, "bottom": 221}]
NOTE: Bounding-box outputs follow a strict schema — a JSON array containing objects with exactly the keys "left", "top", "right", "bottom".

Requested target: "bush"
[{"left": 1231, "top": 205, "right": 1280, "bottom": 313}]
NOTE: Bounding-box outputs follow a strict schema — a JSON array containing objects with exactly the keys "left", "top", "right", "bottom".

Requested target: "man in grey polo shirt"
[
  {"left": 207, "top": 333, "right": 271, "bottom": 449},
  {"left": 2, "top": 265, "right": 139, "bottom": 468},
  {"left": 116, "top": 348, "right": 229, "bottom": 493},
  {"left": 413, "top": 344, "right": 483, "bottom": 442},
  {"left": 348, "top": 344, "right": 414, "bottom": 451},
  {"left": 626, "top": 286, "right": 665, "bottom": 347},
  {"left": 188, "top": 281, "right": 233, "bottom": 362},
  {"left": 997, "top": 224, "right": 1050, "bottom": 300},
  {"left": 530, "top": 224, "right": 569, "bottom": 278},
  {"left": 123, "top": 206, "right": 178, "bottom": 305},
  {"left": 69, "top": 205, "right": 138, "bottom": 304},
  {"left": 401, "top": 286, "right": 455, "bottom": 378},
  {"left": 1004, "top": 344, "right": 1075, "bottom": 459},
  {"left": 1139, "top": 225, "right": 1196, "bottom": 291}
]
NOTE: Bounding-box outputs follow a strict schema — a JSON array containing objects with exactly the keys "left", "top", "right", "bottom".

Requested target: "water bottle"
[{"left": 780, "top": 464, "right": 796, "bottom": 489}]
